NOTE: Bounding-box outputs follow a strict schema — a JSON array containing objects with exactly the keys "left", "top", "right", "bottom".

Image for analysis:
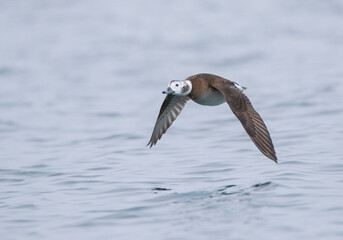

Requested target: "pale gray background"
[{"left": 1, "top": 0, "right": 343, "bottom": 239}]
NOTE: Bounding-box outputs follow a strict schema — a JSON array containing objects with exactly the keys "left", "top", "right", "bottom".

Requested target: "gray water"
[{"left": 1, "top": 0, "right": 343, "bottom": 239}]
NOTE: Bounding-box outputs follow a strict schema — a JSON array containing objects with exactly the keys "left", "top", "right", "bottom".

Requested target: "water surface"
[{"left": 1, "top": 1, "right": 343, "bottom": 239}]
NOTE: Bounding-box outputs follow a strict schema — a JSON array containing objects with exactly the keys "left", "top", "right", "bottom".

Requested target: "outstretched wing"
[
  {"left": 212, "top": 81, "right": 277, "bottom": 162},
  {"left": 147, "top": 95, "right": 189, "bottom": 147}
]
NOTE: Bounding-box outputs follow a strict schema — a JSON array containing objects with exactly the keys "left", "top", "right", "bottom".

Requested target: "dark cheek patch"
[{"left": 182, "top": 85, "right": 189, "bottom": 93}]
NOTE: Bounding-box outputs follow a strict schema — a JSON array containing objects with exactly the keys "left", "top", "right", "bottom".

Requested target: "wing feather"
[
  {"left": 147, "top": 95, "right": 189, "bottom": 147},
  {"left": 211, "top": 82, "right": 277, "bottom": 162}
]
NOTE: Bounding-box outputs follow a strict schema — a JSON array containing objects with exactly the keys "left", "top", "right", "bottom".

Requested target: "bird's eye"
[{"left": 175, "top": 84, "right": 179, "bottom": 87}]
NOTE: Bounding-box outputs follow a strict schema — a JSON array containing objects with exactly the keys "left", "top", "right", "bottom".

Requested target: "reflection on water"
[{"left": 1, "top": 0, "right": 343, "bottom": 239}]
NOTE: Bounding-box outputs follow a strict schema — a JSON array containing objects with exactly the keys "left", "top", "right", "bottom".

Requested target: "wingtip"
[
  {"left": 264, "top": 151, "right": 277, "bottom": 163},
  {"left": 270, "top": 155, "right": 278, "bottom": 163},
  {"left": 146, "top": 141, "right": 155, "bottom": 148}
]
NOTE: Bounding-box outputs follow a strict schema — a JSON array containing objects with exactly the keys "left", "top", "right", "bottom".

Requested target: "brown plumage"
[{"left": 147, "top": 73, "right": 277, "bottom": 162}]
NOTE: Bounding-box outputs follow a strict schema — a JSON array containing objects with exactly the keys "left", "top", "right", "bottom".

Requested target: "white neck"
[{"left": 184, "top": 80, "right": 192, "bottom": 95}]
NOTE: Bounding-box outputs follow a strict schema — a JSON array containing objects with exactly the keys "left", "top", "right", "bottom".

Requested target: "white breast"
[{"left": 193, "top": 89, "right": 225, "bottom": 106}]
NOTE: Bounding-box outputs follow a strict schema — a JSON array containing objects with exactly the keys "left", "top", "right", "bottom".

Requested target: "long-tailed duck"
[{"left": 147, "top": 73, "right": 277, "bottom": 162}]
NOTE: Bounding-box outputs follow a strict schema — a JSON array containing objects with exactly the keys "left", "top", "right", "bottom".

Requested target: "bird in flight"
[{"left": 147, "top": 73, "right": 277, "bottom": 162}]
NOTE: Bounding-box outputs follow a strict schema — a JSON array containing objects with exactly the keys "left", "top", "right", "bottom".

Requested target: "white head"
[{"left": 162, "top": 80, "right": 192, "bottom": 96}]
